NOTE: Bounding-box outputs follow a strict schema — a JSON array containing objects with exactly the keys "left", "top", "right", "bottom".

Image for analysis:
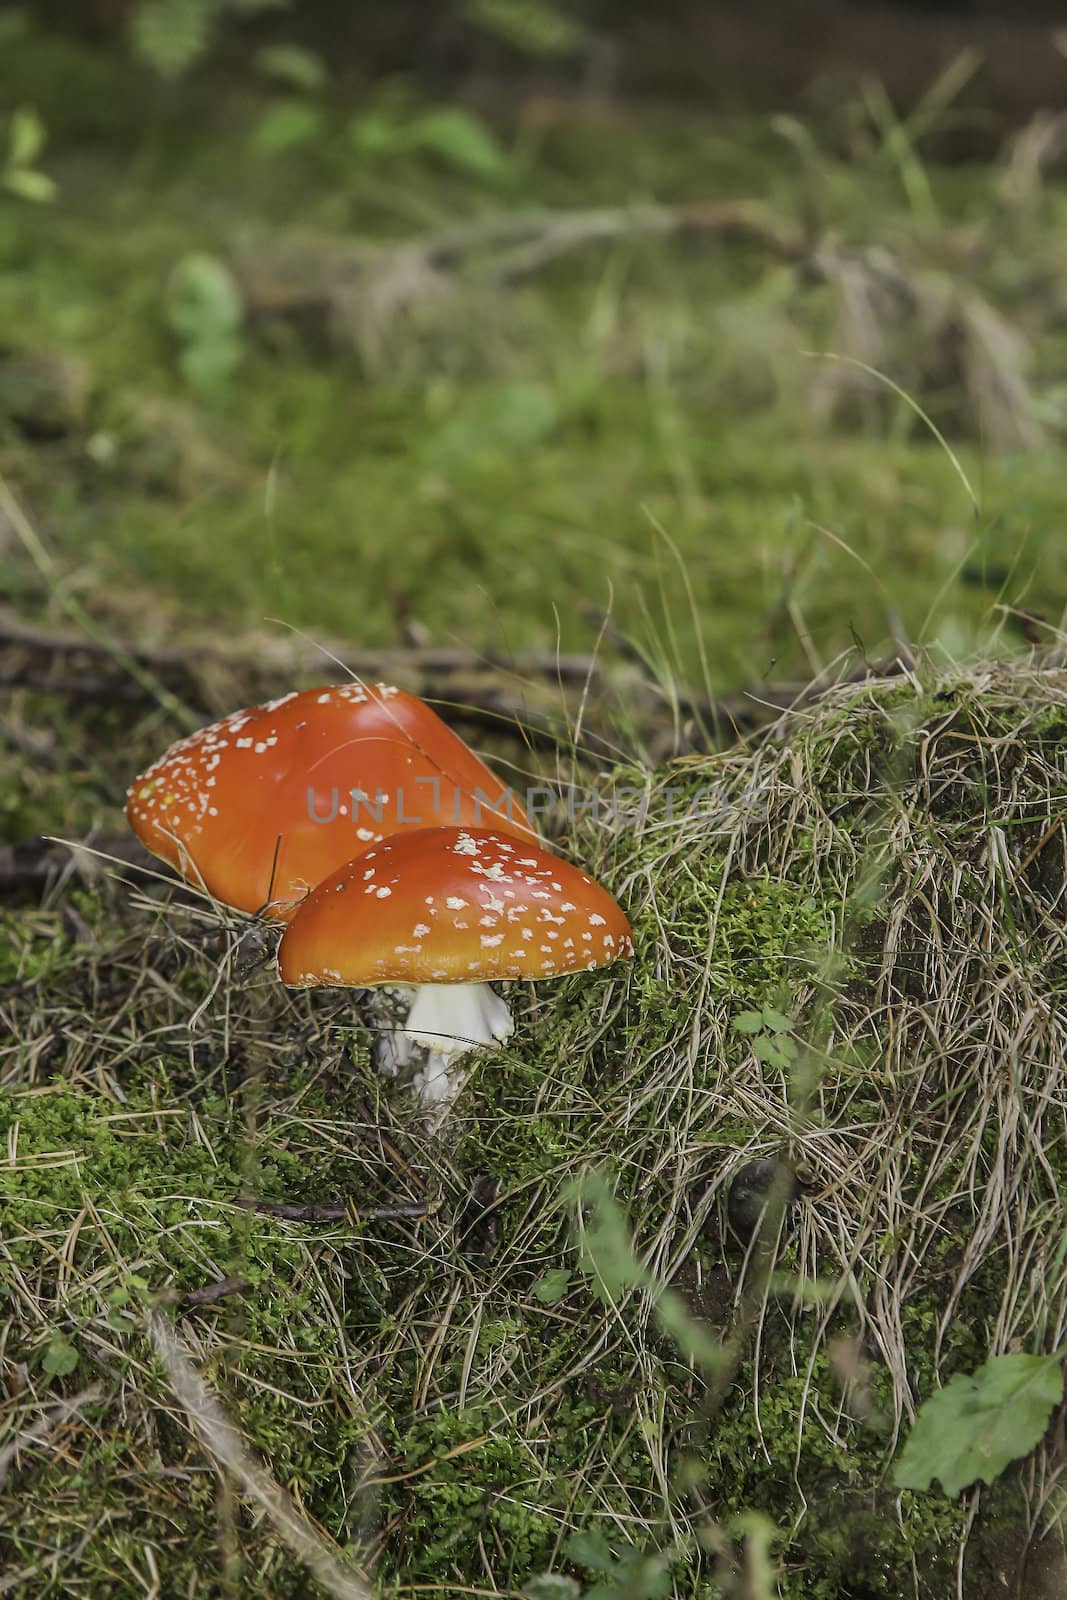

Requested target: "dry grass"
[{"left": 3, "top": 656, "right": 1067, "bottom": 1597}]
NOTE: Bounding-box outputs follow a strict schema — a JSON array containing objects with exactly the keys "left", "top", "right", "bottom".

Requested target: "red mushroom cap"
[
  {"left": 277, "top": 825, "right": 634, "bottom": 987},
  {"left": 125, "top": 685, "right": 534, "bottom": 918}
]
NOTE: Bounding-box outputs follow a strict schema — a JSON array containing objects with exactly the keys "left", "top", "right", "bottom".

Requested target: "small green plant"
[
  {"left": 250, "top": 43, "right": 328, "bottom": 154},
  {"left": 462, "top": 0, "right": 586, "bottom": 58},
  {"left": 731, "top": 1004, "right": 798, "bottom": 1071},
  {"left": 164, "top": 252, "right": 244, "bottom": 396},
  {"left": 532, "top": 1266, "right": 573, "bottom": 1303},
  {"left": 40, "top": 1333, "right": 79, "bottom": 1378},
  {"left": 894, "top": 1349, "right": 1067, "bottom": 1497},
  {"left": 572, "top": 1170, "right": 725, "bottom": 1373},
  {"left": 2, "top": 107, "right": 56, "bottom": 203},
  {"left": 525, "top": 1530, "right": 671, "bottom": 1600},
  {"left": 349, "top": 87, "right": 514, "bottom": 183},
  {"left": 132, "top": 0, "right": 289, "bottom": 80}
]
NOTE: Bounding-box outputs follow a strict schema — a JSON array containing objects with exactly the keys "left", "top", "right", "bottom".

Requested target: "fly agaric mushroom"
[
  {"left": 125, "top": 683, "right": 534, "bottom": 918},
  {"left": 277, "top": 824, "right": 634, "bottom": 1110}
]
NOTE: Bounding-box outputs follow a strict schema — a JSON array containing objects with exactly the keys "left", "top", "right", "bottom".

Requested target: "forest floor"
[{"left": 2, "top": 17, "right": 1067, "bottom": 1600}]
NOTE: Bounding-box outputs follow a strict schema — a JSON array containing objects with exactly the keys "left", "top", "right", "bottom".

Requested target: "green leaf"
[
  {"left": 9, "top": 106, "right": 45, "bottom": 168},
  {"left": 893, "top": 1351, "right": 1066, "bottom": 1497},
  {"left": 252, "top": 101, "right": 325, "bottom": 153},
  {"left": 349, "top": 108, "right": 407, "bottom": 157},
  {"left": 522, "top": 1577, "right": 581, "bottom": 1600},
  {"left": 42, "top": 1336, "right": 79, "bottom": 1377},
  {"left": 653, "top": 1288, "right": 727, "bottom": 1374},
  {"left": 573, "top": 1172, "right": 645, "bottom": 1301},
  {"left": 753, "top": 1035, "right": 789, "bottom": 1067},
  {"left": 179, "top": 334, "right": 243, "bottom": 396},
  {"left": 3, "top": 167, "right": 56, "bottom": 203},
  {"left": 761, "top": 1006, "right": 794, "bottom": 1034},
  {"left": 253, "top": 44, "right": 327, "bottom": 92},
  {"left": 132, "top": 0, "right": 214, "bottom": 79},
  {"left": 731, "top": 1011, "right": 765, "bottom": 1035},
  {"left": 768, "top": 1271, "right": 836, "bottom": 1307},
  {"left": 532, "top": 1267, "right": 572, "bottom": 1304},
  {"left": 463, "top": 0, "right": 585, "bottom": 59},
  {"left": 428, "top": 382, "right": 559, "bottom": 467},
  {"left": 565, "top": 1529, "right": 616, "bottom": 1572},
  {"left": 166, "top": 253, "right": 243, "bottom": 342},
  {"left": 408, "top": 107, "right": 512, "bottom": 181}
]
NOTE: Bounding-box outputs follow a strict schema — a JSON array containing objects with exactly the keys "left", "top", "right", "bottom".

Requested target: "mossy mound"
[{"left": 2, "top": 658, "right": 1066, "bottom": 1598}]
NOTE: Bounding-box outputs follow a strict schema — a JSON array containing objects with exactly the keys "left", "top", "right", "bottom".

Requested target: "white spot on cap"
[{"left": 470, "top": 861, "right": 506, "bottom": 881}]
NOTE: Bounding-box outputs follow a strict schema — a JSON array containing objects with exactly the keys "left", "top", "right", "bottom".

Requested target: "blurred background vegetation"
[{"left": 3, "top": 0, "right": 1066, "bottom": 707}]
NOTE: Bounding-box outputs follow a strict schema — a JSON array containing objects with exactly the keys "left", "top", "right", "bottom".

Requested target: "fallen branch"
[
  {"left": 0, "top": 612, "right": 606, "bottom": 685},
  {"left": 0, "top": 610, "right": 909, "bottom": 763},
  {"left": 0, "top": 611, "right": 632, "bottom": 756}
]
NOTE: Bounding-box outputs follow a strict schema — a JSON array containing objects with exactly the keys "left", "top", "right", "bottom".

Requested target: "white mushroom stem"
[{"left": 375, "top": 982, "right": 514, "bottom": 1115}]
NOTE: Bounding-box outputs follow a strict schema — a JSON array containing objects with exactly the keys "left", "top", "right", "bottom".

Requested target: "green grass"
[{"left": 3, "top": 25, "right": 1067, "bottom": 686}]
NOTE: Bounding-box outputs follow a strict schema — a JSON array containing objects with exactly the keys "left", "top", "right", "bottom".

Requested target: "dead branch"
[
  {"left": 0, "top": 612, "right": 605, "bottom": 685},
  {"left": 0, "top": 610, "right": 911, "bottom": 771},
  {"left": 473, "top": 199, "right": 805, "bottom": 286}
]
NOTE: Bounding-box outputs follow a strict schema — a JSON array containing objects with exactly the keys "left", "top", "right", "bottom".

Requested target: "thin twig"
[
  {"left": 242, "top": 1198, "right": 440, "bottom": 1224},
  {"left": 184, "top": 1275, "right": 251, "bottom": 1306}
]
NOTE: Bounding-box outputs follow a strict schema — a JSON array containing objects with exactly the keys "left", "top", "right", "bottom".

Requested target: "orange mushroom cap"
[
  {"left": 125, "top": 685, "right": 534, "bottom": 918},
  {"left": 277, "top": 825, "right": 633, "bottom": 989}
]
